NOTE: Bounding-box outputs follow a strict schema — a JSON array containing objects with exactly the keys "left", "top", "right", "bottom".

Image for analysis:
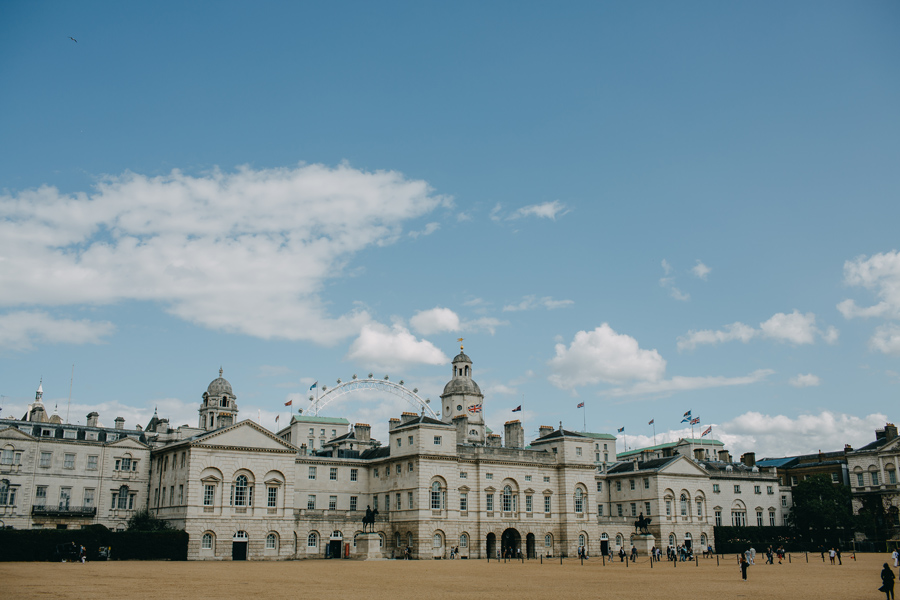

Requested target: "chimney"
[
  {"left": 718, "top": 449, "right": 730, "bottom": 462},
  {"left": 632, "top": 459, "right": 639, "bottom": 472},
  {"left": 844, "top": 443, "right": 853, "bottom": 453},
  {"left": 114, "top": 417, "right": 125, "bottom": 430},
  {"left": 694, "top": 448, "right": 705, "bottom": 461},
  {"left": 453, "top": 414, "right": 469, "bottom": 444},
  {"left": 355, "top": 423, "right": 371, "bottom": 442},
  {"left": 741, "top": 452, "right": 756, "bottom": 467},
  {"left": 487, "top": 433, "right": 502, "bottom": 447},
  {"left": 401, "top": 412, "right": 418, "bottom": 424},
  {"left": 504, "top": 420, "right": 524, "bottom": 449},
  {"left": 885, "top": 423, "right": 898, "bottom": 441},
  {"left": 135, "top": 424, "right": 142, "bottom": 431},
  {"left": 158, "top": 419, "right": 169, "bottom": 434},
  {"left": 86, "top": 412, "right": 99, "bottom": 427},
  {"left": 539, "top": 425, "right": 554, "bottom": 438},
  {"left": 389, "top": 418, "right": 400, "bottom": 431}
]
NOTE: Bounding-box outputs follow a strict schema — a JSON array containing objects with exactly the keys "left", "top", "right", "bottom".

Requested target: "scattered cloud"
[
  {"left": 0, "top": 164, "right": 450, "bottom": 346},
  {"left": 837, "top": 250, "right": 900, "bottom": 320},
  {"left": 548, "top": 324, "right": 666, "bottom": 389},
  {"left": 691, "top": 260, "right": 711, "bottom": 280},
  {"left": 659, "top": 260, "right": 689, "bottom": 301},
  {"left": 789, "top": 373, "right": 821, "bottom": 388},
  {"left": 508, "top": 200, "right": 568, "bottom": 221},
  {"left": 502, "top": 295, "right": 574, "bottom": 312},
  {"left": 345, "top": 323, "right": 449, "bottom": 372},
  {"left": 410, "top": 307, "right": 461, "bottom": 335},
  {"left": 870, "top": 324, "right": 900, "bottom": 355},
  {"left": 603, "top": 369, "right": 774, "bottom": 398},
  {"left": 0, "top": 310, "right": 115, "bottom": 351},
  {"left": 661, "top": 259, "right": 673, "bottom": 276},
  {"left": 489, "top": 203, "right": 503, "bottom": 222},
  {"left": 408, "top": 222, "right": 440, "bottom": 238},
  {"left": 678, "top": 310, "right": 838, "bottom": 350}
]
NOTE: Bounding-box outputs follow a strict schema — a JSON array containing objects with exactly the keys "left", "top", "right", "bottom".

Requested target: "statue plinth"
[
  {"left": 631, "top": 533, "right": 655, "bottom": 557},
  {"left": 354, "top": 533, "right": 385, "bottom": 560}
]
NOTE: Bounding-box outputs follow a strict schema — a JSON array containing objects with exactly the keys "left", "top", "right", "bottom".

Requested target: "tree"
[
  {"left": 126, "top": 509, "right": 173, "bottom": 532},
  {"left": 787, "top": 474, "right": 853, "bottom": 549}
]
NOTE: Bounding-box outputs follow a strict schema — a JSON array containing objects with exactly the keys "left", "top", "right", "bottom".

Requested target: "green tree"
[
  {"left": 787, "top": 474, "right": 853, "bottom": 548},
  {"left": 126, "top": 508, "right": 173, "bottom": 532}
]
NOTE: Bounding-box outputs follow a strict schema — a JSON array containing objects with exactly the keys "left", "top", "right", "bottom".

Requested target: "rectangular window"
[
  {"left": 544, "top": 496, "right": 551, "bottom": 514},
  {"left": 460, "top": 472, "right": 467, "bottom": 479},
  {"left": 604, "top": 453, "right": 609, "bottom": 462},
  {"left": 630, "top": 479, "right": 635, "bottom": 490},
  {"left": 385, "top": 494, "right": 390, "bottom": 511},
  {"left": 857, "top": 473, "right": 865, "bottom": 487},
  {"left": 715, "top": 510, "right": 722, "bottom": 526},
  {"left": 791, "top": 476, "right": 798, "bottom": 485},
  {"left": 767, "top": 485, "right": 774, "bottom": 494},
  {"left": 178, "top": 484, "right": 184, "bottom": 504},
  {"left": 525, "top": 475, "right": 532, "bottom": 482},
  {"left": 181, "top": 452, "right": 186, "bottom": 468},
  {"left": 486, "top": 473, "right": 493, "bottom": 480},
  {"left": 831, "top": 472, "right": 840, "bottom": 483},
  {"left": 0, "top": 449, "right": 12, "bottom": 465},
  {"left": 350, "top": 468, "right": 358, "bottom": 482},
  {"left": 757, "top": 510, "right": 763, "bottom": 526},
  {"left": 712, "top": 483, "right": 720, "bottom": 493},
  {"left": 40, "top": 452, "right": 51, "bottom": 468},
  {"left": 83, "top": 489, "right": 94, "bottom": 507},
  {"left": 204, "top": 485, "right": 215, "bottom": 506},
  {"left": 59, "top": 487, "right": 71, "bottom": 509},
  {"left": 770, "top": 511, "right": 776, "bottom": 526},
  {"left": 35, "top": 486, "right": 47, "bottom": 506},
  {"left": 598, "top": 504, "right": 603, "bottom": 516},
  {"left": 309, "top": 428, "right": 314, "bottom": 435},
  {"left": 596, "top": 453, "right": 600, "bottom": 462},
  {"left": 320, "top": 429, "right": 325, "bottom": 436},
  {"left": 64, "top": 454, "right": 75, "bottom": 469},
  {"left": 543, "top": 476, "right": 550, "bottom": 483},
  {"left": 890, "top": 471, "right": 897, "bottom": 485},
  {"left": 328, "top": 495, "right": 337, "bottom": 511},
  {"left": 734, "top": 484, "right": 741, "bottom": 494},
  {"left": 596, "top": 481, "right": 602, "bottom": 492},
  {"left": 644, "top": 478, "right": 650, "bottom": 489},
  {"left": 434, "top": 436, "right": 441, "bottom": 445},
  {"left": 408, "top": 491, "right": 413, "bottom": 509},
  {"left": 373, "top": 496, "right": 378, "bottom": 511},
  {"left": 576, "top": 447, "right": 582, "bottom": 456},
  {"left": 872, "top": 472, "right": 880, "bottom": 486},
  {"left": 781, "top": 495, "right": 787, "bottom": 507},
  {"left": 396, "top": 464, "right": 401, "bottom": 474},
  {"left": 268, "top": 487, "right": 278, "bottom": 508},
  {"left": 731, "top": 510, "right": 746, "bottom": 526},
  {"left": 408, "top": 436, "right": 414, "bottom": 446},
  {"left": 350, "top": 496, "right": 357, "bottom": 511},
  {"left": 525, "top": 495, "right": 532, "bottom": 512},
  {"left": 64, "top": 429, "right": 76, "bottom": 439},
  {"left": 397, "top": 493, "right": 402, "bottom": 510},
  {"left": 617, "top": 503, "right": 623, "bottom": 517},
  {"left": 754, "top": 485, "right": 761, "bottom": 494},
  {"left": 631, "top": 502, "right": 637, "bottom": 517},
  {"left": 460, "top": 492, "right": 468, "bottom": 511},
  {"left": 666, "top": 500, "right": 672, "bottom": 516},
  {"left": 307, "top": 495, "right": 316, "bottom": 510},
  {"left": 696, "top": 500, "right": 702, "bottom": 517},
  {"left": 487, "top": 494, "right": 494, "bottom": 512},
  {"left": 87, "top": 455, "right": 98, "bottom": 470},
  {"left": 397, "top": 438, "right": 401, "bottom": 447},
  {"left": 330, "top": 467, "right": 338, "bottom": 481},
  {"left": 646, "top": 502, "right": 652, "bottom": 515},
  {"left": 309, "top": 467, "right": 316, "bottom": 480},
  {"left": 616, "top": 481, "right": 621, "bottom": 492},
  {"left": 408, "top": 462, "right": 413, "bottom": 472}
]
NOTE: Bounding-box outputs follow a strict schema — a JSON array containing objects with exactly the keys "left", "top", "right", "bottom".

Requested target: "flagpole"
[
  {"left": 582, "top": 403, "right": 586, "bottom": 433},
  {"left": 653, "top": 421, "right": 656, "bottom": 446}
]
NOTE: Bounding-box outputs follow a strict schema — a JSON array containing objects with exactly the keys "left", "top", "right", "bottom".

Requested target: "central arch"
[
  {"left": 501, "top": 528, "right": 521, "bottom": 558},
  {"left": 486, "top": 532, "right": 497, "bottom": 558},
  {"left": 526, "top": 533, "right": 536, "bottom": 559}
]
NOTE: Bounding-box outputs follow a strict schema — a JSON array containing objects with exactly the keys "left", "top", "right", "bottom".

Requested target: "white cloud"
[
  {"left": 691, "top": 260, "right": 711, "bottom": 280},
  {"left": 410, "top": 307, "right": 461, "bottom": 335},
  {"left": 789, "top": 373, "right": 821, "bottom": 387},
  {"left": 408, "top": 222, "right": 440, "bottom": 238},
  {"left": 668, "top": 287, "right": 690, "bottom": 302},
  {"left": 345, "top": 323, "right": 448, "bottom": 372},
  {"left": 0, "top": 164, "right": 450, "bottom": 345},
  {"left": 659, "top": 261, "right": 689, "bottom": 301},
  {"left": 489, "top": 203, "right": 503, "bottom": 222},
  {"left": 838, "top": 250, "right": 900, "bottom": 320},
  {"left": 502, "top": 295, "right": 574, "bottom": 312},
  {"left": 0, "top": 310, "right": 115, "bottom": 350},
  {"left": 870, "top": 324, "right": 900, "bottom": 355},
  {"left": 508, "top": 200, "right": 568, "bottom": 221},
  {"left": 603, "top": 369, "right": 774, "bottom": 398},
  {"left": 678, "top": 310, "right": 837, "bottom": 350},
  {"left": 548, "top": 324, "right": 666, "bottom": 389},
  {"left": 463, "top": 317, "right": 506, "bottom": 335},
  {"left": 661, "top": 259, "right": 673, "bottom": 276},
  {"left": 717, "top": 410, "right": 888, "bottom": 456},
  {"left": 487, "top": 384, "right": 517, "bottom": 396}
]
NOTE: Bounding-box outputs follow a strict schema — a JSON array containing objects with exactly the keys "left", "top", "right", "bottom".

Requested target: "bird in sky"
[{"left": 69, "top": 36, "right": 77, "bottom": 43}]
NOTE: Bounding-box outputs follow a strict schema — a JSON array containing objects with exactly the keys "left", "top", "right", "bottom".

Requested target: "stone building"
[{"left": 847, "top": 423, "right": 899, "bottom": 546}]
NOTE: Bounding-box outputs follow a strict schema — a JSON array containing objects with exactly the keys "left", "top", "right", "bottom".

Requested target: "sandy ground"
[{"left": 1, "top": 553, "right": 895, "bottom": 600}]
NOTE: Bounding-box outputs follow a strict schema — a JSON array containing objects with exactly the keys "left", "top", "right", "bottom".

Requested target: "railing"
[{"left": 32, "top": 505, "right": 97, "bottom": 517}]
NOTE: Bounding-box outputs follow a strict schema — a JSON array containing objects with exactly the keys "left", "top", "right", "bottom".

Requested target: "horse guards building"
[{"left": 1, "top": 348, "right": 897, "bottom": 560}]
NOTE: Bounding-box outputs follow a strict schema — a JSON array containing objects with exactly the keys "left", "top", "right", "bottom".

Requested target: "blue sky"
[{"left": 1, "top": 1, "right": 898, "bottom": 456}]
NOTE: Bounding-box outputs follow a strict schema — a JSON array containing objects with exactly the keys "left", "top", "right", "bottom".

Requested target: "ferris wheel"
[{"left": 304, "top": 374, "right": 438, "bottom": 419}]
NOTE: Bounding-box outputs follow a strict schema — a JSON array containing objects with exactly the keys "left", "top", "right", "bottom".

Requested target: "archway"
[
  {"left": 486, "top": 532, "right": 497, "bottom": 558},
  {"left": 526, "top": 533, "right": 536, "bottom": 559},
  {"left": 328, "top": 531, "right": 343, "bottom": 559},
  {"left": 501, "top": 528, "right": 521, "bottom": 558},
  {"left": 232, "top": 530, "right": 248, "bottom": 561},
  {"left": 600, "top": 533, "right": 609, "bottom": 556}
]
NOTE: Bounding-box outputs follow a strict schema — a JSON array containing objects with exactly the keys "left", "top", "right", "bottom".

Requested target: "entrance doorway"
[
  {"left": 526, "top": 533, "right": 536, "bottom": 559},
  {"left": 501, "top": 528, "right": 521, "bottom": 558},
  {"left": 329, "top": 531, "right": 343, "bottom": 558},
  {"left": 232, "top": 531, "right": 248, "bottom": 561},
  {"left": 486, "top": 532, "right": 496, "bottom": 558},
  {"left": 684, "top": 532, "right": 692, "bottom": 552},
  {"left": 600, "top": 534, "right": 609, "bottom": 556}
]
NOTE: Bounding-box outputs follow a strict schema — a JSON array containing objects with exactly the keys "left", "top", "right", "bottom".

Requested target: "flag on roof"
[
  {"left": 577, "top": 402, "right": 585, "bottom": 408},
  {"left": 275, "top": 415, "right": 280, "bottom": 423},
  {"left": 701, "top": 425, "right": 712, "bottom": 437},
  {"left": 648, "top": 419, "right": 654, "bottom": 425},
  {"left": 309, "top": 381, "right": 317, "bottom": 390},
  {"left": 690, "top": 417, "right": 700, "bottom": 425},
  {"left": 617, "top": 426, "right": 625, "bottom": 433},
  {"left": 683, "top": 409, "right": 691, "bottom": 418},
  {"left": 512, "top": 405, "right": 522, "bottom": 412},
  {"left": 284, "top": 399, "right": 293, "bottom": 406},
  {"left": 681, "top": 416, "right": 691, "bottom": 423},
  {"left": 468, "top": 404, "right": 482, "bottom": 413}
]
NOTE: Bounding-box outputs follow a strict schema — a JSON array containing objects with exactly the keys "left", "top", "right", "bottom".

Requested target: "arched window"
[
  {"left": 201, "top": 532, "right": 214, "bottom": 550},
  {"left": 117, "top": 485, "right": 129, "bottom": 509},
  {"left": 433, "top": 533, "right": 443, "bottom": 549},
  {"left": 680, "top": 493, "right": 688, "bottom": 517},
  {"left": 378, "top": 533, "right": 384, "bottom": 548},
  {"left": 668, "top": 533, "right": 676, "bottom": 547},
  {"left": 266, "top": 533, "right": 278, "bottom": 550},
  {"left": 234, "top": 530, "right": 248, "bottom": 541},
  {"left": 700, "top": 533, "right": 708, "bottom": 547},
  {"left": 615, "top": 534, "right": 623, "bottom": 547},
  {"left": 0, "top": 480, "right": 10, "bottom": 505},
  {"left": 545, "top": 534, "right": 553, "bottom": 547},
  {"left": 503, "top": 485, "right": 513, "bottom": 512},
  {"left": 395, "top": 532, "right": 402, "bottom": 547},
  {"left": 407, "top": 532, "right": 413, "bottom": 548},
  {"left": 234, "top": 475, "right": 248, "bottom": 506},
  {"left": 578, "top": 533, "right": 586, "bottom": 548},
  {"left": 431, "top": 481, "right": 442, "bottom": 510},
  {"left": 574, "top": 488, "right": 584, "bottom": 514},
  {"left": 307, "top": 532, "right": 318, "bottom": 548},
  {"left": 460, "top": 533, "right": 468, "bottom": 548}
]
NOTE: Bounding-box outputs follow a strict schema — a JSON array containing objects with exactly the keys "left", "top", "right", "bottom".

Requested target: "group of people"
[
  {"left": 448, "top": 546, "right": 461, "bottom": 559},
  {"left": 668, "top": 544, "right": 693, "bottom": 562}
]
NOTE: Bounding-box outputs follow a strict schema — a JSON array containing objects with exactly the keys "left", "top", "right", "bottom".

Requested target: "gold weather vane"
[{"left": 457, "top": 337, "right": 464, "bottom": 350}]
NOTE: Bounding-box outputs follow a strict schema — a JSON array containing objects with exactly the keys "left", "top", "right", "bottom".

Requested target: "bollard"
[
  {"left": 561, "top": 555, "right": 563, "bottom": 565},
  {"left": 716, "top": 555, "right": 719, "bottom": 566},
  {"left": 540, "top": 555, "right": 542, "bottom": 564},
  {"left": 581, "top": 555, "right": 583, "bottom": 566},
  {"left": 695, "top": 556, "right": 698, "bottom": 567},
  {"left": 602, "top": 554, "right": 605, "bottom": 566},
  {"left": 626, "top": 556, "right": 629, "bottom": 568},
  {"left": 674, "top": 555, "right": 676, "bottom": 568},
  {"left": 806, "top": 552, "right": 809, "bottom": 563},
  {"left": 789, "top": 554, "right": 791, "bottom": 563}
]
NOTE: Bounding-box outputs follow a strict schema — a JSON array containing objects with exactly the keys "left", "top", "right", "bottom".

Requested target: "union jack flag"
[
  {"left": 690, "top": 417, "right": 700, "bottom": 425},
  {"left": 577, "top": 402, "right": 584, "bottom": 408},
  {"left": 468, "top": 404, "right": 482, "bottom": 413},
  {"left": 701, "top": 426, "right": 712, "bottom": 437}
]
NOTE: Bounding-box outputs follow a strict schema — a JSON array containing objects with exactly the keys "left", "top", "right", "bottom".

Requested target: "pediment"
[
  {"left": 265, "top": 477, "right": 284, "bottom": 486},
  {"left": 200, "top": 475, "right": 221, "bottom": 484},
  {"left": 523, "top": 487, "right": 535, "bottom": 494},
  {"left": 107, "top": 436, "right": 149, "bottom": 450},
  {"left": 194, "top": 420, "right": 297, "bottom": 452},
  {"left": 484, "top": 486, "right": 496, "bottom": 492},
  {"left": 0, "top": 425, "right": 36, "bottom": 441},
  {"left": 458, "top": 485, "right": 470, "bottom": 492},
  {"left": 659, "top": 455, "right": 711, "bottom": 477}
]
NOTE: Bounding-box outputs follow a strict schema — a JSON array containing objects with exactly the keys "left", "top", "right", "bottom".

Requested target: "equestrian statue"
[
  {"left": 633, "top": 512, "right": 652, "bottom": 535},
  {"left": 362, "top": 505, "right": 379, "bottom": 532}
]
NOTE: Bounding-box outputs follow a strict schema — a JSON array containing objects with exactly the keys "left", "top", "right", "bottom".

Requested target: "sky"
[{"left": 1, "top": 1, "right": 898, "bottom": 458}]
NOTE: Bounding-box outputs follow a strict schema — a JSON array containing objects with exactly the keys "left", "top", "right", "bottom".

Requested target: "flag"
[
  {"left": 275, "top": 415, "right": 280, "bottom": 423},
  {"left": 701, "top": 425, "right": 712, "bottom": 437},
  {"left": 617, "top": 427, "right": 625, "bottom": 433},
  {"left": 681, "top": 416, "right": 691, "bottom": 423},
  {"left": 577, "top": 402, "right": 585, "bottom": 409},
  {"left": 468, "top": 404, "right": 482, "bottom": 413},
  {"left": 309, "top": 381, "right": 317, "bottom": 390},
  {"left": 690, "top": 417, "right": 700, "bottom": 425},
  {"left": 683, "top": 409, "right": 691, "bottom": 418},
  {"left": 512, "top": 405, "right": 522, "bottom": 412},
  {"left": 284, "top": 399, "right": 293, "bottom": 406},
  {"left": 648, "top": 419, "right": 654, "bottom": 425}
]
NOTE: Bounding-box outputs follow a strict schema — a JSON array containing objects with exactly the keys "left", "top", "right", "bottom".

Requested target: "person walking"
[
  {"left": 880, "top": 563, "right": 895, "bottom": 600},
  {"left": 829, "top": 548, "right": 836, "bottom": 565},
  {"left": 893, "top": 549, "right": 899, "bottom": 568},
  {"left": 740, "top": 555, "right": 749, "bottom": 581}
]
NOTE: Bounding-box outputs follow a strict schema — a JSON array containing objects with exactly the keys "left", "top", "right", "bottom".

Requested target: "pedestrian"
[
  {"left": 766, "top": 546, "right": 774, "bottom": 565},
  {"left": 893, "top": 549, "right": 899, "bottom": 568},
  {"left": 740, "top": 555, "right": 749, "bottom": 581},
  {"left": 631, "top": 545, "right": 637, "bottom": 562},
  {"left": 619, "top": 547, "right": 625, "bottom": 562},
  {"left": 836, "top": 548, "right": 842, "bottom": 565},
  {"left": 749, "top": 547, "right": 756, "bottom": 565},
  {"left": 79, "top": 545, "right": 86, "bottom": 564},
  {"left": 880, "top": 563, "right": 896, "bottom": 600},
  {"left": 829, "top": 548, "right": 836, "bottom": 565}
]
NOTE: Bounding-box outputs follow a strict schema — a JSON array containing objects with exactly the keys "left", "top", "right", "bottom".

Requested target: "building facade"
[{"left": 847, "top": 424, "right": 900, "bottom": 546}]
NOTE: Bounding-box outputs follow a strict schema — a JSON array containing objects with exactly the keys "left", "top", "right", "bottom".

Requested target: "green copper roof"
[
  {"left": 617, "top": 438, "right": 724, "bottom": 458},
  {"left": 291, "top": 415, "right": 350, "bottom": 425},
  {"left": 580, "top": 431, "right": 617, "bottom": 440}
]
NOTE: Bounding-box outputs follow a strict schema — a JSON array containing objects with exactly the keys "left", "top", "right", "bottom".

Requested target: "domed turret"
[
  {"left": 440, "top": 344, "right": 485, "bottom": 444},
  {"left": 199, "top": 367, "right": 239, "bottom": 431}
]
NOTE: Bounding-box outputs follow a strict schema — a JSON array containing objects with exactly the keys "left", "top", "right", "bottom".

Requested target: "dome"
[
  {"left": 441, "top": 377, "right": 483, "bottom": 398},
  {"left": 206, "top": 368, "right": 233, "bottom": 397},
  {"left": 452, "top": 351, "right": 472, "bottom": 364}
]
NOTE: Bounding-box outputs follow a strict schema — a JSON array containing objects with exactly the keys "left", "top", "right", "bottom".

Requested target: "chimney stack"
[
  {"left": 741, "top": 452, "right": 756, "bottom": 467},
  {"left": 355, "top": 423, "right": 371, "bottom": 442},
  {"left": 539, "top": 425, "right": 554, "bottom": 438},
  {"left": 718, "top": 449, "right": 730, "bottom": 463},
  {"left": 86, "top": 412, "right": 99, "bottom": 427},
  {"left": 114, "top": 417, "right": 125, "bottom": 430},
  {"left": 504, "top": 420, "right": 524, "bottom": 449}
]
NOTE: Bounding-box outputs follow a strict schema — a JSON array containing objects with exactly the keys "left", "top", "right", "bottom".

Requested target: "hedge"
[
  {"left": 713, "top": 526, "right": 802, "bottom": 554},
  {"left": 0, "top": 526, "right": 188, "bottom": 561}
]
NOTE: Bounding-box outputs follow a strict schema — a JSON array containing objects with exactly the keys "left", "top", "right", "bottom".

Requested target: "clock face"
[{"left": 457, "top": 405, "right": 463, "bottom": 411}]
